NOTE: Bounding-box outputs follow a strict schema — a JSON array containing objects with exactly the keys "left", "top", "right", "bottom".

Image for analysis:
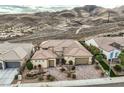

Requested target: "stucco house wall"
[
  {"left": 31, "top": 59, "right": 48, "bottom": 68},
  {"left": 85, "top": 39, "right": 99, "bottom": 47},
  {"left": 31, "top": 58, "right": 56, "bottom": 68},
  {"left": 64, "top": 56, "right": 92, "bottom": 65},
  {"left": 64, "top": 56, "right": 75, "bottom": 65}
]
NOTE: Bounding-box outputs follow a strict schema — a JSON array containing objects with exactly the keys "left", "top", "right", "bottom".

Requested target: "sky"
[{"left": 0, "top": 0, "right": 123, "bottom": 8}]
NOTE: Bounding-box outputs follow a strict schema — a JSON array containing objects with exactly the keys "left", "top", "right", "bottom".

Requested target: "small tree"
[
  {"left": 26, "top": 61, "right": 33, "bottom": 70},
  {"left": 119, "top": 52, "right": 124, "bottom": 66},
  {"left": 114, "top": 64, "right": 122, "bottom": 72},
  {"left": 96, "top": 54, "right": 104, "bottom": 62},
  {"left": 90, "top": 45, "right": 100, "bottom": 55}
]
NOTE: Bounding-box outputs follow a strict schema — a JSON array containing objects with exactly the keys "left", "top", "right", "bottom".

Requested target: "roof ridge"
[{"left": 14, "top": 47, "right": 27, "bottom": 59}]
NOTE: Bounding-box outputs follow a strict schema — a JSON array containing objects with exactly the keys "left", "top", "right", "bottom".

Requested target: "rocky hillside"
[{"left": 0, "top": 5, "right": 124, "bottom": 43}]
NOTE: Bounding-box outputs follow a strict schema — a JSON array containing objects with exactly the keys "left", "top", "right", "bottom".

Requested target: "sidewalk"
[{"left": 11, "top": 77, "right": 124, "bottom": 87}]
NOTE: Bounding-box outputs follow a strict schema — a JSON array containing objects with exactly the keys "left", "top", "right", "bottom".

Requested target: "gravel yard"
[
  {"left": 48, "top": 65, "right": 103, "bottom": 81},
  {"left": 21, "top": 64, "right": 104, "bottom": 83}
]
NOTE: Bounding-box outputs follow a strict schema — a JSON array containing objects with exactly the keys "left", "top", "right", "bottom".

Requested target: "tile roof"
[
  {"left": 93, "top": 37, "right": 124, "bottom": 51},
  {"left": 0, "top": 42, "right": 33, "bottom": 54},
  {"left": 31, "top": 49, "right": 57, "bottom": 60},
  {"left": 0, "top": 42, "right": 34, "bottom": 61},
  {"left": 0, "top": 47, "right": 27, "bottom": 61},
  {"left": 32, "top": 39, "right": 92, "bottom": 60}
]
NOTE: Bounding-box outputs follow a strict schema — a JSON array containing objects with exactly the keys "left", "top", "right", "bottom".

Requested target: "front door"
[{"left": 48, "top": 60, "right": 54, "bottom": 67}]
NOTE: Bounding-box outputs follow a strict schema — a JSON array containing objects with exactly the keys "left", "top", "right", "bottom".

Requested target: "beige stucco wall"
[
  {"left": 31, "top": 59, "right": 56, "bottom": 68},
  {"left": 88, "top": 57, "right": 92, "bottom": 64},
  {"left": 64, "top": 56, "right": 92, "bottom": 65},
  {"left": 31, "top": 59, "right": 48, "bottom": 68},
  {"left": 64, "top": 56, "right": 75, "bottom": 65}
]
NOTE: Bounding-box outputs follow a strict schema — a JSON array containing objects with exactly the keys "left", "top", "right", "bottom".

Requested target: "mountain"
[{"left": 0, "top": 5, "right": 124, "bottom": 43}]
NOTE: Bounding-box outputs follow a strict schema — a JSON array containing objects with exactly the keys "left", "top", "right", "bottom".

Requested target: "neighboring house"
[
  {"left": 0, "top": 42, "right": 34, "bottom": 70},
  {"left": 31, "top": 39, "right": 92, "bottom": 68},
  {"left": 85, "top": 37, "right": 124, "bottom": 61}
]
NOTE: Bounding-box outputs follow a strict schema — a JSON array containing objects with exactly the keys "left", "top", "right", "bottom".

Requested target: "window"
[
  {"left": 110, "top": 52, "right": 113, "bottom": 59},
  {"left": 115, "top": 52, "right": 118, "bottom": 58}
]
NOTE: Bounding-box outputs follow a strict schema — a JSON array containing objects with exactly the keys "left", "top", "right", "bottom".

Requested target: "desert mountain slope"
[{"left": 0, "top": 5, "right": 124, "bottom": 43}]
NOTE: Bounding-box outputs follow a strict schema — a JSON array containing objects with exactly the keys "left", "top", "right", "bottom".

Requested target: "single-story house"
[
  {"left": 0, "top": 42, "right": 34, "bottom": 70},
  {"left": 31, "top": 49, "right": 57, "bottom": 68},
  {"left": 31, "top": 39, "right": 92, "bottom": 68},
  {"left": 85, "top": 37, "right": 124, "bottom": 61}
]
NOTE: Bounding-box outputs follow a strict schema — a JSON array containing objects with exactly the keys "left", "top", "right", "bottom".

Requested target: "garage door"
[
  {"left": 48, "top": 60, "right": 54, "bottom": 67},
  {"left": 75, "top": 58, "right": 89, "bottom": 65},
  {"left": 0, "top": 63, "right": 2, "bottom": 69},
  {"left": 5, "top": 62, "right": 20, "bottom": 68}
]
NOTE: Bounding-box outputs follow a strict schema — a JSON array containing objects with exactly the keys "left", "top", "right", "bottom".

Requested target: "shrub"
[
  {"left": 69, "top": 60, "right": 73, "bottom": 65},
  {"left": 47, "top": 74, "right": 52, "bottom": 80},
  {"left": 72, "top": 74, "right": 76, "bottom": 79},
  {"left": 38, "top": 76, "right": 44, "bottom": 81},
  {"left": 26, "top": 61, "right": 33, "bottom": 70},
  {"left": 72, "top": 66, "right": 76, "bottom": 70},
  {"left": 98, "top": 59, "right": 116, "bottom": 77},
  {"left": 49, "top": 76, "right": 55, "bottom": 81},
  {"left": 26, "top": 73, "right": 33, "bottom": 77},
  {"left": 47, "top": 74, "right": 55, "bottom": 81},
  {"left": 60, "top": 67, "right": 66, "bottom": 72},
  {"left": 67, "top": 72, "right": 71, "bottom": 78},
  {"left": 14, "top": 74, "right": 18, "bottom": 80},
  {"left": 114, "top": 64, "right": 122, "bottom": 72},
  {"left": 96, "top": 54, "right": 104, "bottom": 62},
  {"left": 119, "top": 52, "right": 124, "bottom": 66}
]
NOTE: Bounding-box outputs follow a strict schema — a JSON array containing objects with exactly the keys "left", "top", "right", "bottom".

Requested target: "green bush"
[
  {"left": 114, "top": 64, "right": 122, "bottom": 72},
  {"left": 26, "top": 61, "right": 33, "bottom": 70},
  {"left": 96, "top": 54, "right": 104, "bottom": 62},
  {"left": 98, "top": 59, "right": 116, "bottom": 77},
  {"left": 119, "top": 52, "right": 124, "bottom": 66}
]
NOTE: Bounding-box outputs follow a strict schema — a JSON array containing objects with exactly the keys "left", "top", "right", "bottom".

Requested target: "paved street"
[
  {"left": 85, "top": 82, "right": 124, "bottom": 87},
  {"left": 13, "top": 77, "right": 124, "bottom": 87},
  {"left": 0, "top": 68, "right": 18, "bottom": 86}
]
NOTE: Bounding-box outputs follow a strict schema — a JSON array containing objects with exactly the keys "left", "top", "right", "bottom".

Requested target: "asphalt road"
[{"left": 84, "top": 82, "right": 124, "bottom": 87}]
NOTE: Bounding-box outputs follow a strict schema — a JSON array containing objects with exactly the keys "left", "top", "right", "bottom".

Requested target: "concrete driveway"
[{"left": 0, "top": 68, "right": 18, "bottom": 86}]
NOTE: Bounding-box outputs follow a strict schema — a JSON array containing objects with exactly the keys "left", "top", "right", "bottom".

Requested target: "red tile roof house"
[
  {"left": 31, "top": 39, "right": 92, "bottom": 68},
  {"left": 85, "top": 37, "right": 124, "bottom": 61}
]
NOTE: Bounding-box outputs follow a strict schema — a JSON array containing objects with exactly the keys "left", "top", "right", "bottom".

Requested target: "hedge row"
[{"left": 96, "top": 55, "right": 116, "bottom": 77}]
